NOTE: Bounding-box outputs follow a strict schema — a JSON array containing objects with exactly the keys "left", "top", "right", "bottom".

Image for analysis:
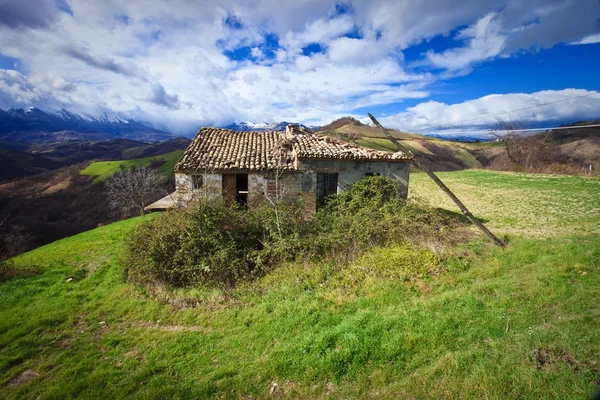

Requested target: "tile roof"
[{"left": 175, "top": 125, "right": 412, "bottom": 173}]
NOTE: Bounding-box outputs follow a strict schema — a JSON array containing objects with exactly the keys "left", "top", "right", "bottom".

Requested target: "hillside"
[
  {"left": 0, "top": 149, "right": 183, "bottom": 259},
  {"left": 0, "top": 149, "right": 65, "bottom": 182},
  {"left": 319, "top": 117, "right": 599, "bottom": 174},
  {"left": 1, "top": 170, "right": 599, "bottom": 398},
  {"left": 80, "top": 149, "right": 184, "bottom": 182},
  {"left": 472, "top": 121, "right": 600, "bottom": 174},
  {"left": 0, "top": 137, "right": 190, "bottom": 183},
  {"left": 318, "top": 118, "right": 485, "bottom": 171}
]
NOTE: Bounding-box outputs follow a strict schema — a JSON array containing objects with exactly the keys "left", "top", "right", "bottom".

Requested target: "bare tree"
[
  {"left": 0, "top": 214, "right": 32, "bottom": 261},
  {"left": 490, "top": 117, "right": 530, "bottom": 168},
  {"left": 104, "top": 167, "right": 166, "bottom": 217},
  {"left": 192, "top": 163, "right": 217, "bottom": 203},
  {"left": 490, "top": 117, "right": 567, "bottom": 173}
]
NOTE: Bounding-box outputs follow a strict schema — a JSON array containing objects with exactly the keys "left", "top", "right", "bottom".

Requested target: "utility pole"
[{"left": 368, "top": 113, "right": 506, "bottom": 247}]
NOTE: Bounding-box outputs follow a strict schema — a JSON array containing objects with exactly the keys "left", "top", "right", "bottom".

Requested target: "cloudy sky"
[{"left": 0, "top": 0, "right": 599, "bottom": 135}]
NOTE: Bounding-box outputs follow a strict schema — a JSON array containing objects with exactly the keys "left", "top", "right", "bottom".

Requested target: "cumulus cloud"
[
  {"left": 426, "top": 13, "right": 505, "bottom": 71},
  {"left": 62, "top": 46, "right": 138, "bottom": 77},
  {"left": 380, "top": 89, "right": 600, "bottom": 136},
  {"left": 0, "top": 0, "right": 597, "bottom": 132},
  {"left": 572, "top": 33, "right": 600, "bottom": 45}
]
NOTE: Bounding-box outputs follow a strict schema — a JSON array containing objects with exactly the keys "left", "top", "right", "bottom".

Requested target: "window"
[
  {"left": 365, "top": 172, "right": 380, "bottom": 177},
  {"left": 192, "top": 175, "right": 203, "bottom": 190},
  {"left": 316, "top": 173, "right": 338, "bottom": 206}
]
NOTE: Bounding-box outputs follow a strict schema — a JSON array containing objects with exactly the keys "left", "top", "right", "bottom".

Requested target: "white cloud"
[
  {"left": 327, "top": 37, "right": 390, "bottom": 65},
  {"left": 572, "top": 33, "right": 600, "bottom": 45},
  {"left": 426, "top": 13, "right": 505, "bottom": 71},
  {"left": 380, "top": 89, "right": 600, "bottom": 136},
  {"left": 0, "top": 0, "right": 597, "bottom": 133}
]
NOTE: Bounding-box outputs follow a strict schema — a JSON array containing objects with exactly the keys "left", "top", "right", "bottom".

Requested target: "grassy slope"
[
  {"left": 80, "top": 150, "right": 183, "bottom": 182},
  {"left": 1, "top": 171, "right": 600, "bottom": 399},
  {"left": 336, "top": 130, "right": 483, "bottom": 170}
]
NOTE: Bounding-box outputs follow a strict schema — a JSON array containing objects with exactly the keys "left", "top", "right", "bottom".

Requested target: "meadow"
[
  {"left": 1, "top": 170, "right": 599, "bottom": 399},
  {"left": 79, "top": 150, "right": 183, "bottom": 182}
]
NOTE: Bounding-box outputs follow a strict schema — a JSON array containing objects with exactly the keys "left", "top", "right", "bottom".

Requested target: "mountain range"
[{"left": 0, "top": 107, "right": 177, "bottom": 144}]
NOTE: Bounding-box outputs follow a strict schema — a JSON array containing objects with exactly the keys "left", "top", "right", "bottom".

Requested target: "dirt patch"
[
  {"left": 6, "top": 370, "right": 39, "bottom": 388},
  {"left": 41, "top": 177, "right": 72, "bottom": 195},
  {"left": 134, "top": 322, "right": 212, "bottom": 333},
  {"left": 530, "top": 346, "right": 598, "bottom": 373}
]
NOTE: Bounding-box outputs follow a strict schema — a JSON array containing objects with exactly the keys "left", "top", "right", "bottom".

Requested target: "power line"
[
  {"left": 415, "top": 123, "right": 600, "bottom": 137},
  {"left": 421, "top": 91, "right": 599, "bottom": 133}
]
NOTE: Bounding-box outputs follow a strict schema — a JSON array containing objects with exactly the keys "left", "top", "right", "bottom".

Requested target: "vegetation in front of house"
[
  {"left": 123, "top": 176, "right": 464, "bottom": 288},
  {"left": 80, "top": 149, "right": 183, "bottom": 182},
  {"left": 1, "top": 170, "right": 600, "bottom": 398}
]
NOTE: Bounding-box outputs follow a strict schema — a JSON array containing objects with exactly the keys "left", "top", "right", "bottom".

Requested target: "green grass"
[
  {"left": 1, "top": 170, "right": 600, "bottom": 399},
  {"left": 409, "top": 170, "right": 600, "bottom": 237},
  {"left": 351, "top": 137, "right": 483, "bottom": 169},
  {"left": 80, "top": 150, "right": 183, "bottom": 182}
]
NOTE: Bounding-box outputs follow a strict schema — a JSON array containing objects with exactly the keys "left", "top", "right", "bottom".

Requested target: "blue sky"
[{"left": 0, "top": 0, "right": 599, "bottom": 135}]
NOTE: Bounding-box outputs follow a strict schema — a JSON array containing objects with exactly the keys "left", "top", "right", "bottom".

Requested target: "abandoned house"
[{"left": 146, "top": 124, "right": 413, "bottom": 212}]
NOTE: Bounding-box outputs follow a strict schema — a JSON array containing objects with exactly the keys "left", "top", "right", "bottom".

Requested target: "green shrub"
[
  {"left": 307, "top": 176, "right": 460, "bottom": 261},
  {"left": 342, "top": 244, "right": 442, "bottom": 287},
  {"left": 123, "top": 199, "right": 262, "bottom": 287},
  {"left": 122, "top": 176, "right": 466, "bottom": 288}
]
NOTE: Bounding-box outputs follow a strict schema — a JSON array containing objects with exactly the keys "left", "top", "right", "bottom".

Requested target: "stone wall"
[
  {"left": 175, "top": 172, "right": 222, "bottom": 202},
  {"left": 175, "top": 159, "right": 410, "bottom": 213},
  {"left": 248, "top": 173, "right": 303, "bottom": 209},
  {"left": 298, "top": 159, "right": 410, "bottom": 202}
]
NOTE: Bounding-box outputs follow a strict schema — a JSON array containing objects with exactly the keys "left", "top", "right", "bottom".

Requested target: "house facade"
[{"left": 147, "top": 124, "right": 412, "bottom": 212}]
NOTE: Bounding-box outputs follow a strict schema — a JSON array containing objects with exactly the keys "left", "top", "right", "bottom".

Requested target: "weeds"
[{"left": 123, "top": 176, "right": 467, "bottom": 288}]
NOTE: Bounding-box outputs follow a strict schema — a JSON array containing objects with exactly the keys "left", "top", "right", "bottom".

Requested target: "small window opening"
[{"left": 192, "top": 175, "right": 203, "bottom": 190}]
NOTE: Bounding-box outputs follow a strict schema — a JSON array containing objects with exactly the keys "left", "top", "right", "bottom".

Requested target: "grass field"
[
  {"left": 79, "top": 150, "right": 183, "bottom": 182},
  {"left": 410, "top": 170, "right": 600, "bottom": 237},
  {"left": 352, "top": 137, "right": 483, "bottom": 169},
  {"left": 1, "top": 170, "right": 599, "bottom": 399}
]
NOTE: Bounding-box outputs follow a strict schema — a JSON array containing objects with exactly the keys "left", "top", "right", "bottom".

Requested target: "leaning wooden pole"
[{"left": 368, "top": 113, "right": 506, "bottom": 247}]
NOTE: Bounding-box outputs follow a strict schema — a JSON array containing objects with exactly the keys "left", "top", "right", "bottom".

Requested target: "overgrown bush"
[
  {"left": 123, "top": 176, "right": 466, "bottom": 288},
  {"left": 123, "top": 199, "right": 262, "bottom": 287}
]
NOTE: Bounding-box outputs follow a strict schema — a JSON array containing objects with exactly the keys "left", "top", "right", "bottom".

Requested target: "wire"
[
  {"left": 419, "top": 91, "right": 599, "bottom": 133},
  {"left": 416, "top": 123, "right": 600, "bottom": 137}
]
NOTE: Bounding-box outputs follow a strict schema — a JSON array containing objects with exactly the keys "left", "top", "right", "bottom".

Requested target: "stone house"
[{"left": 146, "top": 124, "right": 412, "bottom": 212}]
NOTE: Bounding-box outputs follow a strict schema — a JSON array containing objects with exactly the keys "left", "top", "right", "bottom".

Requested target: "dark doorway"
[
  {"left": 222, "top": 174, "right": 249, "bottom": 208},
  {"left": 316, "top": 172, "right": 338, "bottom": 206},
  {"left": 236, "top": 174, "right": 248, "bottom": 208}
]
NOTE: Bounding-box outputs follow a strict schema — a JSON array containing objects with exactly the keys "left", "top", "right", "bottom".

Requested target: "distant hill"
[
  {"left": 316, "top": 116, "right": 600, "bottom": 174},
  {"left": 0, "top": 146, "right": 184, "bottom": 257},
  {"left": 317, "top": 117, "right": 484, "bottom": 171},
  {"left": 0, "top": 107, "right": 177, "bottom": 144},
  {"left": 0, "top": 149, "right": 64, "bottom": 182},
  {"left": 0, "top": 137, "right": 190, "bottom": 183},
  {"left": 474, "top": 120, "right": 600, "bottom": 174}
]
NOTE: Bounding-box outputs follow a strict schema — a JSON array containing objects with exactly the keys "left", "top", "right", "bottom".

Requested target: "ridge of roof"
[{"left": 174, "top": 125, "right": 412, "bottom": 173}]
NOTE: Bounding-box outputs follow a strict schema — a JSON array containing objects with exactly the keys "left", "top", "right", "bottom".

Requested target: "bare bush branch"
[
  {"left": 490, "top": 117, "right": 530, "bottom": 168},
  {"left": 104, "top": 167, "right": 166, "bottom": 217}
]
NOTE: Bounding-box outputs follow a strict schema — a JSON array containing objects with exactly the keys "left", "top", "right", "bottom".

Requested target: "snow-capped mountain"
[
  {"left": 0, "top": 107, "right": 176, "bottom": 143},
  {"left": 224, "top": 121, "right": 320, "bottom": 132}
]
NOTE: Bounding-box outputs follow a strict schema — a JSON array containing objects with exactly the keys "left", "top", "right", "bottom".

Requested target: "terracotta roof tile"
[{"left": 175, "top": 125, "right": 412, "bottom": 173}]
